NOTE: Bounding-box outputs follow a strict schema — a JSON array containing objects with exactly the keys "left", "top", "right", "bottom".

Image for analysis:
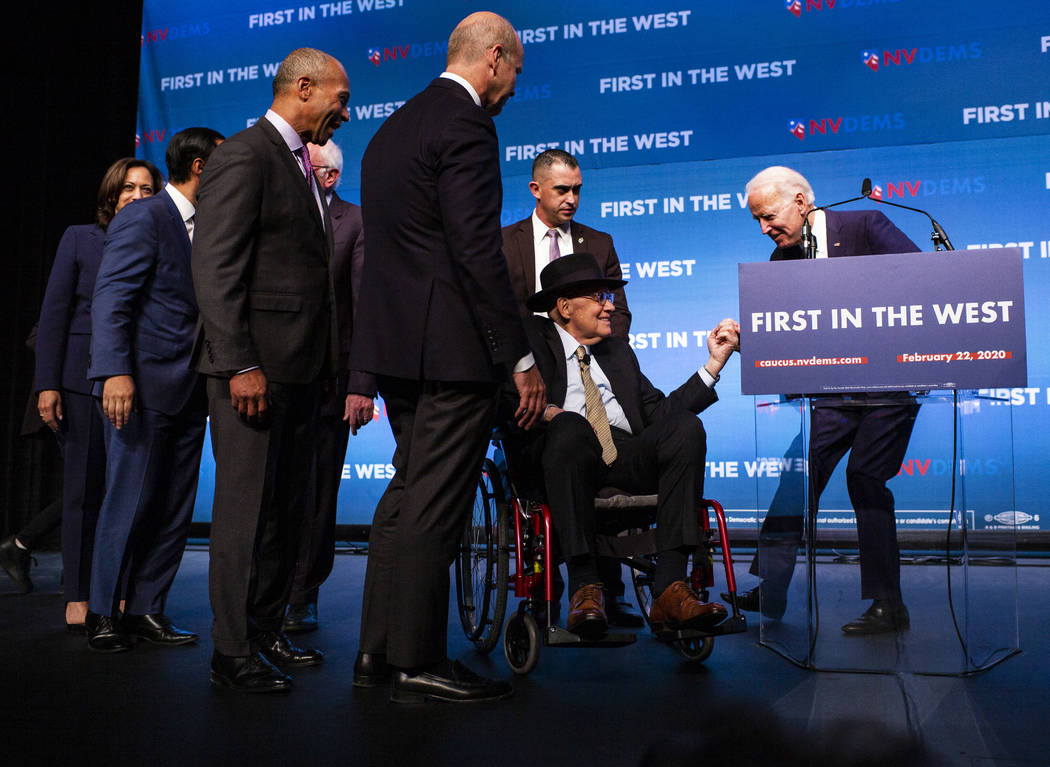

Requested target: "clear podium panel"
[{"left": 752, "top": 392, "right": 1019, "bottom": 675}]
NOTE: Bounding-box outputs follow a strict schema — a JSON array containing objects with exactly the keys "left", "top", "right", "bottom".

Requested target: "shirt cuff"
[
  {"left": 513, "top": 353, "right": 536, "bottom": 374},
  {"left": 698, "top": 366, "right": 718, "bottom": 388}
]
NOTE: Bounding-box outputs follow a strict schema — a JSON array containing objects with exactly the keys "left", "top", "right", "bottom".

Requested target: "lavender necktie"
[
  {"left": 295, "top": 146, "right": 314, "bottom": 193},
  {"left": 547, "top": 228, "right": 561, "bottom": 262}
]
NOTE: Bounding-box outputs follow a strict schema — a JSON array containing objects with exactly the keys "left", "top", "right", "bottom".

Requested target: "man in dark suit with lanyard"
[
  {"left": 349, "top": 12, "right": 544, "bottom": 703},
  {"left": 192, "top": 48, "right": 349, "bottom": 692},
  {"left": 741, "top": 165, "right": 920, "bottom": 635},
  {"left": 501, "top": 149, "right": 639, "bottom": 624},
  {"left": 514, "top": 253, "right": 739, "bottom": 637},
  {"left": 282, "top": 139, "right": 373, "bottom": 634}
]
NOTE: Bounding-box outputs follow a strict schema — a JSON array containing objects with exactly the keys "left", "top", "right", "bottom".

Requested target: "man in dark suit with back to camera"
[
  {"left": 514, "top": 253, "right": 738, "bottom": 638},
  {"left": 85, "top": 127, "right": 224, "bottom": 652},
  {"left": 739, "top": 165, "right": 920, "bottom": 635},
  {"left": 502, "top": 148, "right": 640, "bottom": 625},
  {"left": 349, "top": 11, "right": 545, "bottom": 704},
  {"left": 192, "top": 47, "right": 350, "bottom": 692},
  {"left": 282, "top": 139, "right": 374, "bottom": 634}
]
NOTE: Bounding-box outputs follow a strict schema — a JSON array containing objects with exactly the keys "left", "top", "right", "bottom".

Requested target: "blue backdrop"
[{"left": 136, "top": 0, "right": 1050, "bottom": 531}]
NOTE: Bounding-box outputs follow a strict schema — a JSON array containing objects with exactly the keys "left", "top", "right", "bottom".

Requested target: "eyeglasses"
[
  {"left": 312, "top": 165, "right": 338, "bottom": 177},
  {"left": 578, "top": 290, "right": 615, "bottom": 305}
]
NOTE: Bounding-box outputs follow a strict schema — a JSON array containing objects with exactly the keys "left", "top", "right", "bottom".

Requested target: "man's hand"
[
  {"left": 37, "top": 390, "right": 63, "bottom": 432},
  {"left": 230, "top": 369, "right": 269, "bottom": 424},
  {"left": 344, "top": 394, "right": 375, "bottom": 435},
  {"left": 512, "top": 365, "right": 546, "bottom": 430},
  {"left": 101, "top": 375, "right": 136, "bottom": 430},
  {"left": 704, "top": 318, "right": 741, "bottom": 377}
]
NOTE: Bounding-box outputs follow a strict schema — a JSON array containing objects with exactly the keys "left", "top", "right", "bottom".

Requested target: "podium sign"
[{"left": 738, "top": 248, "right": 1026, "bottom": 394}]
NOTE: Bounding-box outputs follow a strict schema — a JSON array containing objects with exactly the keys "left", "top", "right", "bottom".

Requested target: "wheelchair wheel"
[
  {"left": 676, "top": 635, "right": 715, "bottom": 663},
  {"left": 503, "top": 610, "right": 540, "bottom": 675},
  {"left": 454, "top": 458, "right": 510, "bottom": 654}
]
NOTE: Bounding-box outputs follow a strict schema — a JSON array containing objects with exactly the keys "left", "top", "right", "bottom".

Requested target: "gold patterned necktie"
[{"left": 575, "top": 346, "right": 617, "bottom": 465}]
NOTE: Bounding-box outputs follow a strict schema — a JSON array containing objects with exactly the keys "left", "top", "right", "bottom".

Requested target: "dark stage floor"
[{"left": 2, "top": 548, "right": 1048, "bottom": 766}]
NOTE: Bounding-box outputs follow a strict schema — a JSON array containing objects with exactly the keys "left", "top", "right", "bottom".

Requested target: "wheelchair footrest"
[
  {"left": 544, "top": 626, "right": 637, "bottom": 648},
  {"left": 652, "top": 614, "right": 748, "bottom": 643}
]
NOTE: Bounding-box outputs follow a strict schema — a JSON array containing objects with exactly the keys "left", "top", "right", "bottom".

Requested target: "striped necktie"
[{"left": 575, "top": 346, "right": 617, "bottom": 465}]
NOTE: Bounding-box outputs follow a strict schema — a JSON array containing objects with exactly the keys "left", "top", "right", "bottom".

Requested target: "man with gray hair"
[
  {"left": 737, "top": 165, "right": 920, "bottom": 635},
  {"left": 281, "top": 141, "right": 372, "bottom": 634},
  {"left": 350, "top": 11, "right": 544, "bottom": 703},
  {"left": 193, "top": 47, "right": 350, "bottom": 692}
]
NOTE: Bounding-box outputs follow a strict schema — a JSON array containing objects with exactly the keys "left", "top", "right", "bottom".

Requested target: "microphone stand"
[
  {"left": 802, "top": 190, "right": 872, "bottom": 259},
  {"left": 861, "top": 178, "right": 955, "bottom": 251}
]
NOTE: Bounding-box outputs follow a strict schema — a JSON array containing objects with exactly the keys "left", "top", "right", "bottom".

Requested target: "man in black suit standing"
[
  {"left": 738, "top": 165, "right": 920, "bottom": 635},
  {"left": 515, "top": 253, "right": 738, "bottom": 638},
  {"left": 502, "top": 149, "right": 632, "bottom": 339},
  {"left": 502, "top": 148, "right": 639, "bottom": 625},
  {"left": 282, "top": 139, "right": 373, "bottom": 634},
  {"left": 349, "top": 11, "right": 544, "bottom": 703},
  {"left": 192, "top": 47, "right": 349, "bottom": 692}
]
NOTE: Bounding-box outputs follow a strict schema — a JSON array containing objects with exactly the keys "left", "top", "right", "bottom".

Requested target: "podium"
[{"left": 750, "top": 392, "right": 1020, "bottom": 675}]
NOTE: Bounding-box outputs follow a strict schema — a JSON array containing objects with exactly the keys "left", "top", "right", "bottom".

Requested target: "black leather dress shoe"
[
  {"left": 210, "top": 651, "right": 291, "bottom": 693},
  {"left": 353, "top": 652, "right": 390, "bottom": 688},
  {"left": 841, "top": 599, "right": 910, "bottom": 635},
  {"left": 122, "top": 613, "right": 198, "bottom": 645},
  {"left": 607, "top": 595, "right": 645, "bottom": 628},
  {"left": 256, "top": 630, "right": 324, "bottom": 667},
  {"left": 86, "top": 612, "right": 133, "bottom": 653},
  {"left": 0, "top": 536, "right": 34, "bottom": 594},
  {"left": 282, "top": 602, "right": 319, "bottom": 634},
  {"left": 391, "top": 660, "right": 513, "bottom": 704},
  {"left": 723, "top": 583, "right": 787, "bottom": 620}
]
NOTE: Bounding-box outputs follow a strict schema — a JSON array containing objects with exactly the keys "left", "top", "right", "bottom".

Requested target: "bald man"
[
  {"left": 193, "top": 47, "right": 349, "bottom": 693},
  {"left": 350, "top": 12, "right": 543, "bottom": 703}
]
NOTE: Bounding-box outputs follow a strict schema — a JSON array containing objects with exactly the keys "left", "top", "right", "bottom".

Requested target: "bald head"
[
  {"left": 445, "top": 12, "right": 523, "bottom": 116},
  {"left": 447, "top": 12, "right": 519, "bottom": 67},
  {"left": 272, "top": 48, "right": 333, "bottom": 97},
  {"left": 269, "top": 47, "right": 350, "bottom": 146}
]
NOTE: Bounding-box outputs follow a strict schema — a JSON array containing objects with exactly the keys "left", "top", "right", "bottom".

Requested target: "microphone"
[
  {"left": 860, "top": 177, "right": 954, "bottom": 251},
  {"left": 801, "top": 186, "right": 872, "bottom": 258}
]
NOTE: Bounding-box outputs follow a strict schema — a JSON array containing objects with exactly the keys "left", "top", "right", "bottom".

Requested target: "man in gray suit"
[{"left": 192, "top": 47, "right": 349, "bottom": 693}]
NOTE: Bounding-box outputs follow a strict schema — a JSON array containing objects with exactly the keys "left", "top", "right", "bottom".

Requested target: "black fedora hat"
[{"left": 525, "top": 253, "right": 627, "bottom": 313}]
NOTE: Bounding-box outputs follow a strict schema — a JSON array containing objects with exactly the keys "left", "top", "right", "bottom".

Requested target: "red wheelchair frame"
[{"left": 455, "top": 441, "right": 747, "bottom": 675}]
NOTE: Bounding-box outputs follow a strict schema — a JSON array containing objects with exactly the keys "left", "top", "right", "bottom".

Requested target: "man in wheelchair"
[{"left": 506, "top": 253, "right": 740, "bottom": 638}]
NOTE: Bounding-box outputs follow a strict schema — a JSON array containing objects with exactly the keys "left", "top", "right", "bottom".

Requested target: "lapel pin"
[{"left": 577, "top": 237, "right": 584, "bottom": 244}]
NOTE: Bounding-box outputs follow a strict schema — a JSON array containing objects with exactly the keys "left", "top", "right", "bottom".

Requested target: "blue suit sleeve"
[
  {"left": 89, "top": 203, "right": 159, "bottom": 380},
  {"left": 34, "top": 227, "right": 80, "bottom": 392}
]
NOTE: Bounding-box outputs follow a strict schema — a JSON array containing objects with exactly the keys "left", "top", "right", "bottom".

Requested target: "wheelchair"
[{"left": 454, "top": 434, "right": 747, "bottom": 675}]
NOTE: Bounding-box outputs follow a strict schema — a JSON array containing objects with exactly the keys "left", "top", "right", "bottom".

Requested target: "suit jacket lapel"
[
  {"left": 540, "top": 320, "right": 569, "bottom": 406},
  {"left": 824, "top": 210, "right": 847, "bottom": 257},
  {"left": 160, "top": 190, "right": 191, "bottom": 255},
  {"left": 516, "top": 221, "right": 537, "bottom": 297},
  {"left": 257, "top": 118, "right": 325, "bottom": 232},
  {"left": 592, "top": 341, "right": 641, "bottom": 432}
]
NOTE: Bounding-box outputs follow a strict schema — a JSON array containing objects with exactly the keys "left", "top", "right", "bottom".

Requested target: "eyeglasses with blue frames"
[{"left": 577, "top": 290, "right": 615, "bottom": 305}]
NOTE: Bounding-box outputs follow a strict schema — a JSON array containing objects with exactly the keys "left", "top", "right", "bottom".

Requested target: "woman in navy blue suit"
[{"left": 34, "top": 157, "right": 163, "bottom": 631}]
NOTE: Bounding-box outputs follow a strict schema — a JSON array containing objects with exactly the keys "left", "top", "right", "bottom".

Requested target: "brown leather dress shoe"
[
  {"left": 566, "top": 583, "right": 608, "bottom": 639},
  {"left": 650, "top": 581, "right": 727, "bottom": 633}
]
